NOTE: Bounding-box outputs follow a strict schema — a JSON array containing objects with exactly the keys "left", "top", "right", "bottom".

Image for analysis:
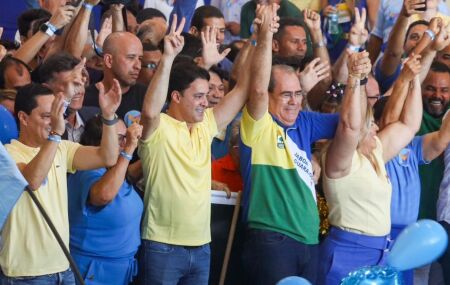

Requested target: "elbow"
[
  {"left": 102, "top": 151, "right": 118, "bottom": 168},
  {"left": 91, "top": 191, "right": 115, "bottom": 206}
]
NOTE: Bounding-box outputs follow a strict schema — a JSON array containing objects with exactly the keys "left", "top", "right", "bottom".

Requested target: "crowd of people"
[{"left": 1, "top": 0, "right": 450, "bottom": 284}]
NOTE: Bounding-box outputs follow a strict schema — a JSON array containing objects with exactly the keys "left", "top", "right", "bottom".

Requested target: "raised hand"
[
  {"left": 299, "top": 58, "right": 330, "bottom": 93},
  {"left": 322, "top": 5, "right": 337, "bottom": 17},
  {"left": 96, "top": 16, "right": 112, "bottom": 48},
  {"left": 401, "top": 0, "right": 426, "bottom": 17},
  {"left": 51, "top": 92, "right": 66, "bottom": 136},
  {"left": 253, "top": 3, "right": 280, "bottom": 35},
  {"left": 124, "top": 123, "right": 143, "bottom": 153},
  {"left": 110, "top": 3, "right": 124, "bottom": 12},
  {"left": 164, "top": 15, "right": 185, "bottom": 58},
  {"left": 400, "top": 54, "right": 422, "bottom": 81},
  {"left": 348, "top": 8, "right": 368, "bottom": 47},
  {"left": 201, "top": 26, "right": 231, "bottom": 69},
  {"left": 49, "top": 5, "right": 76, "bottom": 29},
  {"left": 347, "top": 51, "right": 371, "bottom": 79},
  {"left": 97, "top": 79, "right": 122, "bottom": 119},
  {"left": 303, "top": 9, "right": 321, "bottom": 33},
  {"left": 431, "top": 22, "right": 450, "bottom": 51}
]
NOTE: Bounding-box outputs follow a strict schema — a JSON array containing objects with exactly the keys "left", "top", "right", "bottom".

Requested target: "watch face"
[{"left": 40, "top": 23, "right": 49, "bottom": 33}]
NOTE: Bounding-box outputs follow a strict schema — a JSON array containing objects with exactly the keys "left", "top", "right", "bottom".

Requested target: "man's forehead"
[
  {"left": 203, "top": 17, "right": 225, "bottom": 27},
  {"left": 283, "top": 25, "right": 306, "bottom": 37}
]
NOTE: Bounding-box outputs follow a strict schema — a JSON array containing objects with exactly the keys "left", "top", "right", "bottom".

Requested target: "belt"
[{"left": 329, "top": 227, "right": 392, "bottom": 252}]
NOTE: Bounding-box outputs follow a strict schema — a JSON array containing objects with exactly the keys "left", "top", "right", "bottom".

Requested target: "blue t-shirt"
[
  {"left": 386, "top": 136, "right": 429, "bottom": 226},
  {"left": 68, "top": 168, "right": 143, "bottom": 258}
]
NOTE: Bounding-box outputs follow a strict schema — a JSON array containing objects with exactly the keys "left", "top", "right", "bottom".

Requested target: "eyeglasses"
[
  {"left": 141, "top": 63, "right": 157, "bottom": 70},
  {"left": 280, "top": 91, "right": 306, "bottom": 101}
]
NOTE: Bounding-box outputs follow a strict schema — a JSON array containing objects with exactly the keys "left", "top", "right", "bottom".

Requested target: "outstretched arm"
[
  {"left": 325, "top": 51, "right": 371, "bottom": 179},
  {"left": 140, "top": 16, "right": 185, "bottom": 140},
  {"left": 379, "top": 74, "right": 422, "bottom": 162},
  {"left": 422, "top": 112, "right": 450, "bottom": 162},
  {"left": 379, "top": 54, "right": 421, "bottom": 129},
  {"left": 245, "top": 4, "right": 279, "bottom": 121}
]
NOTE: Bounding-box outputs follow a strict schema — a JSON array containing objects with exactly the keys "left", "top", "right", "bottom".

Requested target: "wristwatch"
[{"left": 40, "top": 22, "right": 57, "bottom": 37}]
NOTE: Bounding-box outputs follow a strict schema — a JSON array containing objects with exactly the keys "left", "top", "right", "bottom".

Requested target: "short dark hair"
[
  {"left": 80, "top": 115, "right": 103, "bottom": 146},
  {"left": 191, "top": 6, "right": 224, "bottom": 31},
  {"left": 39, "top": 52, "right": 81, "bottom": 84},
  {"left": 167, "top": 61, "right": 210, "bottom": 102},
  {"left": 209, "top": 65, "right": 229, "bottom": 82},
  {"left": 179, "top": 32, "right": 203, "bottom": 59},
  {"left": 136, "top": 8, "right": 166, "bottom": 24},
  {"left": 274, "top": 17, "right": 306, "bottom": 42},
  {"left": 0, "top": 56, "right": 31, "bottom": 89},
  {"left": 405, "top": 20, "right": 429, "bottom": 44},
  {"left": 17, "top": 9, "right": 51, "bottom": 38},
  {"left": 143, "top": 42, "right": 161, "bottom": 52},
  {"left": 429, "top": 60, "right": 450, "bottom": 74},
  {"left": 14, "top": 83, "right": 53, "bottom": 117}
]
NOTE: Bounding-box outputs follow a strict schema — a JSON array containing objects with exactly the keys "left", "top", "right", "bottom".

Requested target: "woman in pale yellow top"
[{"left": 317, "top": 52, "right": 423, "bottom": 285}]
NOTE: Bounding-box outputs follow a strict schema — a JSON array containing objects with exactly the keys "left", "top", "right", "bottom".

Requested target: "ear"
[
  {"left": 171, "top": 90, "right": 182, "bottom": 103},
  {"left": 189, "top": 26, "right": 199, "bottom": 37},
  {"left": 17, "top": 111, "right": 28, "bottom": 127},
  {"left": 103, "top": 53, "right": 113, "bottom": 69},
  {"left": 272, "top": 39, "right": 279, "bottom": 53}
]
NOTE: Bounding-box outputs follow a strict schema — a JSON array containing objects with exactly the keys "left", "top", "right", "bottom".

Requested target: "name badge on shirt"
[
  {"left": 398, "top": 148, "right": 411, "bottom": 167},
  {"left": 285, "top": 135, "right": 316, "bottom": 203}
]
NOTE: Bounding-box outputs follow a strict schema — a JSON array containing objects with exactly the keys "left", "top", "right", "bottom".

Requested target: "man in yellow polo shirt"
[
  {"left": 0, "top": 80, "right": 122, "bottom": 284},
  {"left": 137, "top": 10, "right": 277, "bottom": 284}
]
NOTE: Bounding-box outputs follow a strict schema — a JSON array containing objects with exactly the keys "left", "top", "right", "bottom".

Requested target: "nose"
[
  {"left": 134, "top": 58, "right": 141, "bottom": 71},
  {"left": 200, "top": 95, "right": 209, "bottom": 107}
]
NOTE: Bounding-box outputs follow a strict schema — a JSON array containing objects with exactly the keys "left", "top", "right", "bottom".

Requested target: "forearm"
[
  {"left": 380, "top": 15, "right": 409, "bottom": 75},
  {"left": 419, "top": 49, "right": 437, "bottom": 83},
  {"left": 65, "top": 5, "right": 91, "bottom": 58},
  {"left": 14, "top": 32, "right": 51, "bottom": 64},
  {"left": 423, "top": 131, "right": 450, "bottom": 162},
  {"left": 99, "top": 122, "right": 119, "bottom": 167},
  {"left": 141, "top": 55, "right": 174, "bottom": 120},
  {"left": 311, "top": 30, "right": 331, "bottom": 78},
  {"left": 380, "top": 77, "right": 410, "bottom": 128},
  {"left": 89, "top": 157, "right": 130, "bottom": 206},
  {"left": 332, "top": 49, "right": 351, "bottom": 83},
  {"left": 341, "top": 75, "right": 363, "bottom": 131},
  {"left": 126, "top": 160, "right": 142, "bottom": 184},
  {"left": 367, "top": 0, "right": 380, "bottom": 29},
  {"left": 367, "top": 35, "right": 382, "bottom": 64},
  {"left": 399, "top": 78, "right": 422, "bottom": 133},
  {"left": 20, "top": 140, "right": 59, "bottom": 190},
  {"left": 112, "top": 9, "right": 125, "bottom": 32}
]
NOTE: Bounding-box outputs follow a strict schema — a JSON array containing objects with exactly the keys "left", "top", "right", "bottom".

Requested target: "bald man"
[{"left": 83, "top": 32, "right": 146, "bottom": 119}]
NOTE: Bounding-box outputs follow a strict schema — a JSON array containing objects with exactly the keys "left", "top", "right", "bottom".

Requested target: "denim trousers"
[
  {"left": 138, "top": 239, "right": 210, "bottom": 285},
  {"left": 0, "top": 268, "right": 75, "bottom": 285},
  {"left": 242, "top": 229, "right": 319, "bottom": 285}
]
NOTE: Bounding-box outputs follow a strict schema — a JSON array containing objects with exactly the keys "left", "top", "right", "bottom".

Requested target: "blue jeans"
[
  {"left": 0, "top": 268, "right": 75, "bottom": 285},
  {"left": 138, "top": 240, "right": 210, "bottom": 285},
  {"left": 242, "top": 229, "right": 319, "bottom": 285}
]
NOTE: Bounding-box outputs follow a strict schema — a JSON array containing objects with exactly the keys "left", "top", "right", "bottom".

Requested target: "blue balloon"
[
  {"left": 341, "top": 265, "right": 402, "bottom": 285},
  {"left": 387, "top": 219, "right": 448, "bottom": 271},
  {"left": 277, "top": 276, "right": 312, "bottom": 285},
  {"left": 0, "top": 105, "right": 18, "bottom": 144}
]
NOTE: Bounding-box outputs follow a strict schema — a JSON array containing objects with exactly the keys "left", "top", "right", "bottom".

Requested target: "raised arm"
[
  {"left": 378, "top": 73, "right": 422, "bottom": 162},
  {"left": 332, "top": 8, "right": 368, "bottom": 84},
  {"left": 245, "top": 4, "right": 278, "bottom": 121},
  {"left": 140, "top": 16, "right": 185, "bottom": 140},
  {"left": 419, "top": 21, "right": 450, "bottom": 83},
  {"left": 73, "top": 79, "right": 121, "bottom": 169},
  {"left": 17, "top": 93, "right": 66, "bottom": 190},
  {"left": 111, "top": 4, "right": 125, "bottom": 32},
  {"left": 89, "top": 123, "right": 142, "bottom": 206},
  {"left": 64, "top": 0, "right": 100, "bottom": 58},
  {"left": 379, "top": 54, "right": 421, "bottom": 129},
  {"left": 199, "top": 26, "right": 231, "bottom": 70},
  {"left": 14, "top": 6, "right": 75, "bottom": 64},
  {"left": 422, "top": 111, "right": 450, "bottom": 162},
  {"left": 325, "top": 51, "right": 371, "bottom": 179},
  {"left": 380, "top": 0, "right": 424, "bottom": 76}
]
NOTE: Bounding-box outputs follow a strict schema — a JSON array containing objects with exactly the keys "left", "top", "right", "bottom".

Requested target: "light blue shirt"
[{"left": 386, "top": 136, "right": 429, "bottom": 226}]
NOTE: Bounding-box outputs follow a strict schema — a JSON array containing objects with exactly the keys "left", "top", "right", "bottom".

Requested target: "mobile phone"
[{"left": 416, "top": 1, "right": 427, "bottom": 12}]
